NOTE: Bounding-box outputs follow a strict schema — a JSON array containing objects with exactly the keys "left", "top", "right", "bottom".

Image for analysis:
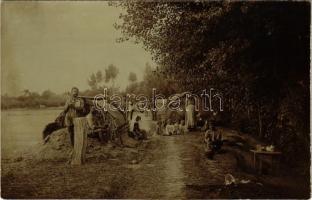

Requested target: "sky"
[{"left": 1, "top": 1, "right": 154, "bottom": 96}]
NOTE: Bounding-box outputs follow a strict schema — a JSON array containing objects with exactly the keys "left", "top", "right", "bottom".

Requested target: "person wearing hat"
[{"left": 64, "top": 87, "right": 85, "bottom": 146}]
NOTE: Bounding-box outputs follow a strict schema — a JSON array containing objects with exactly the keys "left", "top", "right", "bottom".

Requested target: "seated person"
[
  {"left": 174, "top": 121, "right": 181, "bottom": 135},
  {"left": 196, "top": 113, "right": 205, "bottom": 128},
  {"left": 179, "top": 120, "right": 188, "bottom": 134},
  {"left": 131, "top": 116, "right": 147, "bottom": 140},
  {"left": 164, "top": 119, "right": 175, "bottom": 136},
  {"left": 204, "top": 125, "right": 223, "bottom": 159},
  {"left": 86, "top": 107, "right": 109, "bottom": 143}
]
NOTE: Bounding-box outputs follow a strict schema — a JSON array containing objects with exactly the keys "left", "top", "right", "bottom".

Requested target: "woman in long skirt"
[{"left": 185, "top": 99, "right": 195, "bottom": 131}]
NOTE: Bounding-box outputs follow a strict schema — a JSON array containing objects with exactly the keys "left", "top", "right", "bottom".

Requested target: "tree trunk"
[
  {"left": 71, "top": 117, "right": 88, "bottom": 165},
  {"left": 258, "top": 104, "right": 263, "bottom": 138},
  {"left": 247, "top": 105, "right": 250, "bottom": 119}
]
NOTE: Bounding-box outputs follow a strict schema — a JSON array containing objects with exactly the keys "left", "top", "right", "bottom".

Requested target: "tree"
[
  {"left": 88, "top": 73, "right": 98, "bottom": 90},
  {"left": 105, "top": 64, "right": 119, "bottom": 90},
  {"left": 116, "top": 2, "right": 310, "bottom": 167},
  {"left": 23, "top": 89, "right": 31, "bottom": 97},
  {"left": 128, "top": 72, "right": 137, "bottom": 83},
  {"left": 105, "top": 64, "right": 119, "bottom": 83},
  {"left": 95, "top": 70, "right": 103, "bottom": 83},
  {"left": 116, "top": 2, "right": 309, "bottom": 89}
]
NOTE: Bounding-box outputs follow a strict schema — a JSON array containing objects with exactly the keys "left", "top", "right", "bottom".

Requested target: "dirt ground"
[{"left": 1, "top": 126, "right": 310, "bottom": 198}]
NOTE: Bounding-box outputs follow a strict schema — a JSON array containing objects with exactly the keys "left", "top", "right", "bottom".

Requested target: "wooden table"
[{"left": 250, "top": 150, "right": 282, "bottom": 174}]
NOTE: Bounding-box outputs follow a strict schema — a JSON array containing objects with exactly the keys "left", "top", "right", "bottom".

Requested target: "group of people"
[
  {"left": 63, "top": 87, "right": 152, "bottom": 147},
  {"left": 63, "top": 87, "right": 223, "bottom": 158},
  {"left": 63, "top": 87, "right": 113, "bottom": 146},
  {"left": 157, "top": 119, "right": 188, "bottom": 136},
  {"left": 126, "top": 101, "right": 157, "bottom": 121}
]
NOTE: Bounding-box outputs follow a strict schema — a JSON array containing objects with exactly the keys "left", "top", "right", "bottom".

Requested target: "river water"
[{"left": 1, "top": 108, "right": 62, "bottom": 157}]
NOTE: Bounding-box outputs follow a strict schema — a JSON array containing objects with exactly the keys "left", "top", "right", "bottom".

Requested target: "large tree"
[
  {"left": 116, "top": 2, "right": 309, "bottom": 88},
  {"left": 116, "top": 1, "right": 310, "bottom": 166}
]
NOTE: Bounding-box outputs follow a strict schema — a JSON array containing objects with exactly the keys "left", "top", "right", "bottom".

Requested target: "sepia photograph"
[{"left": 1, "top": 1, "right": 310, "bottom": 199}]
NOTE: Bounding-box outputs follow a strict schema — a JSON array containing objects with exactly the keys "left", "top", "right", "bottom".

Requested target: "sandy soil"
[{"left": 1, "top": 124, "right": 310, "bottom": 198}]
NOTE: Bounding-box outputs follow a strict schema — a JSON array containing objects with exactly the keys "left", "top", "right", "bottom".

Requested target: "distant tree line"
[
  {"left": 1, "top": 90, "right": 66, "bottom": 109},
  {"left": 1, "top": 64, "right": 121, "bottom": 109},
  {"left": 124, "top": 63, "right": 177, "bottom": 97}
]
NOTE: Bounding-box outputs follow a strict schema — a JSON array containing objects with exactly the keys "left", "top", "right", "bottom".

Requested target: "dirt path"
[
  {"left": 123, "top": 113, "right": 187, "bottom": 198},
  {"left": 163, "top": 136, "right": 186, "bottom": 198},
  {"left": 119, "top": 124, "right": 237, "bottom": 199},
  {"left": 119, "top": 135, "right": 188, "bottom": 198}
]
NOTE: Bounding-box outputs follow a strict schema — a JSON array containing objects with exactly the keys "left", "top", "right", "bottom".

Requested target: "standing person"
[
  {"left": 127, "top": 101, "right": 134, "bottom": 121},
  {"left": 185, "top": 98, "right": 195, "bottom": 131},
  {"left": 145, "top": 102, "right": 149, "bottom": 117},
  {"left": 151, "top": 99, "right": 157, "bottom": 121},
  {"left": 64, "top": 87, "right": 85, "bottom": 146}
]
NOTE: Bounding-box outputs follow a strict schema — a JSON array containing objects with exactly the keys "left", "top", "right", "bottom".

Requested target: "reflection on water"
[{"left": 1, "top": 109, "right": 62, "bottom": 157}]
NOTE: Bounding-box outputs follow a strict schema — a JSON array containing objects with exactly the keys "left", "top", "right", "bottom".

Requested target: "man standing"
[{"left": 64, "top": 87, "right": 85, "bottom": 146}]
